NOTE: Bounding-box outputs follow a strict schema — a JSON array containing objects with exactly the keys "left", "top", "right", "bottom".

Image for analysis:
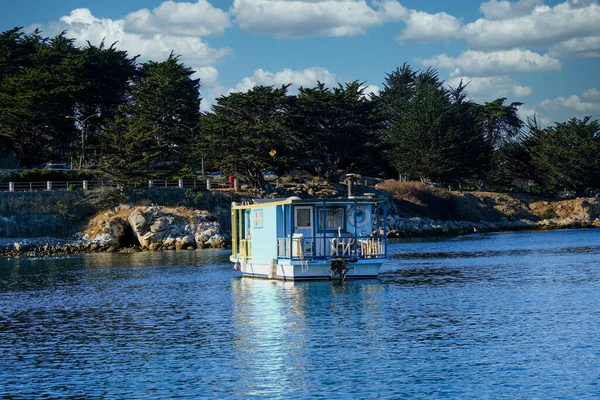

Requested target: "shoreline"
[{"left": 2, "top": 218, "right": 599, "bottom": 259}]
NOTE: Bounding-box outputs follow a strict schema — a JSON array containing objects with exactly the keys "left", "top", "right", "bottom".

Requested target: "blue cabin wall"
[
  {"left": 276, "top": 205, "right": 287, "bottom": 238},
  {"left": 250, "top": 206, "right": 278, "bottom": 263}
]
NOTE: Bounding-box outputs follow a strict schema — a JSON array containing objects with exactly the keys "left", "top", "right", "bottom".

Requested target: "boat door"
[{"left": 294, "top": 206, "right": 313, "bottom": 238}]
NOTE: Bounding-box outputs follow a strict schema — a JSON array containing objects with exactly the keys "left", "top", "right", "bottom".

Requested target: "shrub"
[
  {"left": 0, "top": 169, "right": 101, "bottom": 183},
  {"left": 538, "top": 208, "right": 559, "bottom": 220},
  {"left": 376, "top": 180, "right": 452, "bottom": 206}
]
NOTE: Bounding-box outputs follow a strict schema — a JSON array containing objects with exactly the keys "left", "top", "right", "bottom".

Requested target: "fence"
[{"left": 0, "top": 178, "right": 239, "bottom": 192}]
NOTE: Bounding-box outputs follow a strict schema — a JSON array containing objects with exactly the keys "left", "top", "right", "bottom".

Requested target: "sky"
[{"left": 1, "top": 0, "right": 599, "bottom": 125}]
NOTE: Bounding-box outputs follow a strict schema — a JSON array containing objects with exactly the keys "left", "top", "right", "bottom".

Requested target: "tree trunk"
[
  {"left": 247, "top": 170, "right": 270, "bottom": 193},
  {"left": 479, "top": 172, "right": 487, "bottom": 191}
]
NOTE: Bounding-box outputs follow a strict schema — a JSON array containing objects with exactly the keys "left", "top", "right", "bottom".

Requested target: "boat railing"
[{"left": 277, "top": 236, "right": 385, "bottom": 260}]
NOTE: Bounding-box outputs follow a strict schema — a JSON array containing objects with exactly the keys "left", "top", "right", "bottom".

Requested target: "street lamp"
[
  {"left": 175, "top": 122, "right": 202, "bottom": 175},
  {"left": 66, "top": 113, "right": 101, "bottom": 170}
]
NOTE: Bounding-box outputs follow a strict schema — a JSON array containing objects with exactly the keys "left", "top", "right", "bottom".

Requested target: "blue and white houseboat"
[{"left": 230, "top": 195, "right": 387, "bottom": 281}]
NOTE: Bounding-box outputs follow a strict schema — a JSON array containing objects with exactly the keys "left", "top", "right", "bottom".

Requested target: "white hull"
[{"left": 233, "top": 258, "right": 384, "bottom": 281}]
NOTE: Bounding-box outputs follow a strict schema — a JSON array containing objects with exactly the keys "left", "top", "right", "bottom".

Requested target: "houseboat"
[{"left": 230, "top": 195, "right": 387, "bottom": 281}]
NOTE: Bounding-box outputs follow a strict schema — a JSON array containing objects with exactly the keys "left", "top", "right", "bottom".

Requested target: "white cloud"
[
  {"left": 463, "top": 1, "right": 600, "bottom": 50},
  {"left": 548, "top": 35, "right": 600, "bottom": 59},
  {"left": 396, "top": 10, "right": 462, "bottom": 44},
  {"left": 389, "top": 1, "right": 600, "bottom": 61},
  {"left": 513, "top": 85, "right": 533, "bottom": 97},
  {"left": 203, "top": 67, "right": 339, "bottom": 110},
  {"left": 419, "top": 49, "right": 561, "bottom": 77},
  {"left": 193, "top": 66, "right": 219, "bottom": 86},
  {"left": 517, "top": 106, "right": 552, "bottom": 126},
  {"left": 567, "top": 0, "right": 596, "bottom": 8},
  {"left": 44, "top": 8, "right": 232, "bottom": 68},
  {"left": 540, "top": 94, "right": 600, "bottom": 114},
  {"left": 251, "top": 67, "right": 338, "bottom": 88},
  {"left": 513, "top": 89, "right": 600, "bottom": 127},
  {"left": 446, "top": 75, "right": 532, "bottom": 101},
  {"left": 203, "top": 67, "right": 379, "bottom": 110},
  {"left": 583, "top": 88, "right": 600, "bottom": 102},
  {"left": 231, "top": 0, "right": 407, "bottom": 38},
  {"left": 362, "top": 84, "right": 380, "bottom": 96},
  {"left": 124, "top": 0, "right": 230, "bottom": 37},
  {"left": 479, "top": 0, "right": 543, "bottom": 20}
]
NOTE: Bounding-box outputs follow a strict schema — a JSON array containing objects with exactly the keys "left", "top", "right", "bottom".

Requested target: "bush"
[
  {"left": 0, "top": 169, "right": 100, "bottom": 182},
  {"left": 538, "top": 208, "right": 559, "bottom": 220},
  {"left": 376, "top": 180, "right": 458, "bottom": 220},
  {"left": 376, "top": 180, "right": 452, "bottom": 206}
]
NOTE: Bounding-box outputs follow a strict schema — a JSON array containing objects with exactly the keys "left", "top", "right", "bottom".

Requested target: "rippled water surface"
[{"left": 2, "top": 229, "right": 600, "bottom": 398}]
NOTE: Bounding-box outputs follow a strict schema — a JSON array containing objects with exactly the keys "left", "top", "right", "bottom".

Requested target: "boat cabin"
[{"left": 231, "top": 196, "right": 387, "bottom": 280}]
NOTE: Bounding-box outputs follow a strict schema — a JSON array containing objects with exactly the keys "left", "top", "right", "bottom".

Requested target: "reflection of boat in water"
[{"left": 230, "top": 194, "right": 387, "bottom": 281}]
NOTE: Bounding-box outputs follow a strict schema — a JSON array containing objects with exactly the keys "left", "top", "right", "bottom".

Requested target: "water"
[{"left": 1, "top": 229, "right": 600, "bottom": 398}]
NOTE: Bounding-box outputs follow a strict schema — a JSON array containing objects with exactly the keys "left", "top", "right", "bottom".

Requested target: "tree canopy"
[
  {"left": 528, "top": 117, "right": 600, "bottom": 196},
  {"left": 202, "top": 85, "right": 294, "bottom": 191},
  {"left": 289, "top": 81, "right": 384, "bottom": 182},
  {"left": 0, "top": 27, "right": 598, "bottom": 197},
  {"left": 379, "top": 65, "right": 486, "bottom": 187}
]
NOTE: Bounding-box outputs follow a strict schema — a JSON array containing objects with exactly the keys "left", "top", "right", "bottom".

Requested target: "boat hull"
[{"left": 232, "top": 257, "right": 384, "bottom": 281}]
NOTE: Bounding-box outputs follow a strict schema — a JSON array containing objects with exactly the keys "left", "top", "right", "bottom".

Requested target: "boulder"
[
  {"left": 128, "top": 212, "right": 146, "bottom": 230},
  {"left": 13, "top": 242, "right": 30, "bottom": 252},
  {"left": 163, "top": 237, "right": 176, "bottom": 246},
  {"left": 150, "top": 220, "right": 169, "bottom": 233},
  {"left": 207, "top": 234, "right": 225, "bottom": 248},
  {"left": 176, "top": 235, "right": 194, "bottom": 250},
  {"left": 148, "top": 242, "right": 161, "bottom": 251}
]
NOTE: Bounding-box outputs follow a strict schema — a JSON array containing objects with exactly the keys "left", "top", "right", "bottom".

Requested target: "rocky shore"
[
  {"left": 3, "top": 211, "right": 600, "bottom": 259},
  {"left": 0, "top": 204, "right": 227, "bottom": 258},
  {"left": 387, "top": 215, "right": 600, "bottom": 238},
  {"left": 2, "top": 182, "right": 600, "bottom": 258},
  {"left": 0, "top": 237, "right": 131, "bottom": 258}
]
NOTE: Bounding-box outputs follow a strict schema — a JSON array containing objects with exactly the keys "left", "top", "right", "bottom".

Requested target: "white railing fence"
[{"left": 0, "top": 178, "right": 237, "bottom": 192}]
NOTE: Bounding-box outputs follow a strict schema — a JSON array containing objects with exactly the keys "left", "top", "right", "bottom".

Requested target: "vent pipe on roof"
[{"left": 346, "top": 173, "right": 358, "bottom": 198}]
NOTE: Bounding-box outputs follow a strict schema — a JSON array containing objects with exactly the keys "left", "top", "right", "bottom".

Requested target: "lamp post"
[
  {"left": 175, "top": 122, "right": 202, "bottom": 175},
  {"left": 66, "top": 113, "right": 101, "bottom": 170}
]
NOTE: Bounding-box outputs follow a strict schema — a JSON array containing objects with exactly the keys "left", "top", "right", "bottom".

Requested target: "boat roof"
[{"left": 232, "top": 196, "right": 386, "bottom": 210}]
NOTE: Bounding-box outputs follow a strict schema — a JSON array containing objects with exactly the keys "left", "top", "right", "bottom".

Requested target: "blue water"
[{"left": 1, "top": 229, "right": 600, "bottom": 398}]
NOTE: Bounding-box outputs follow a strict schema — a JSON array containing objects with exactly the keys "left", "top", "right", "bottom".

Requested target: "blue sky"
[{"left": 1, "top": 0, "right": 599, "bottom": 124}]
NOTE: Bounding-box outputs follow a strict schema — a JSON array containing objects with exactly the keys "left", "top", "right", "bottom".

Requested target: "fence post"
[
  {"left": 234, "top": 179, "right": 239, "bottom": 191},
  {"left": 149, "top": 179, "right": 154, "bottom": 188},
  {"left": 9, "top": 182, "right": 14, "bottom": 192},
  {"left": 83, "top": 180, "right": 88, "bottom": 190},
  {"left": 47, "top": 181, "right": 52, "bottom": 191},
  {"left": 178, "top": 179, "right": 184, "bottom": 189},
  {"left": 206, "top": 178, "right": 212, "bottom": 190}
]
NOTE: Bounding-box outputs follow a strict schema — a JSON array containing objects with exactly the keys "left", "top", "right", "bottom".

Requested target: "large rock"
[
  {"left": 207, "top": 234, "right": 225, "bottom": 248},
  {"left": 13, "top": 242, "right": 31, "bottom": 252},
  {"left": 84, "top": 205, "right": 227, "bottom": 250},
  {"left": 128, "top": 213, "right": 148, "bottom": 238}
]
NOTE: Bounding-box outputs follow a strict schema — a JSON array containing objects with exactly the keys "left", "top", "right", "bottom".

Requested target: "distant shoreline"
[{"left": 2, "top": 220, "right": 599, "bottom": 259}]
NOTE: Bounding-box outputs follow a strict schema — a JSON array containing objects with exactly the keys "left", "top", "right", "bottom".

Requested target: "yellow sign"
[{"left": 269, "top": 149, "right": 277, "bottom": 157}]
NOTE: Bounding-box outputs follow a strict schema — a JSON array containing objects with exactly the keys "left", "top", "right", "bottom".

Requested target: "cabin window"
[
  {"left": 254, "top": 210, "right": 263, "bottom": 228},
  {"left": 296, "top": 208, "right": 312, "bottom": 228},
  {"left": 317, "top": 207, "right": 345, "bottom": 232}
]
